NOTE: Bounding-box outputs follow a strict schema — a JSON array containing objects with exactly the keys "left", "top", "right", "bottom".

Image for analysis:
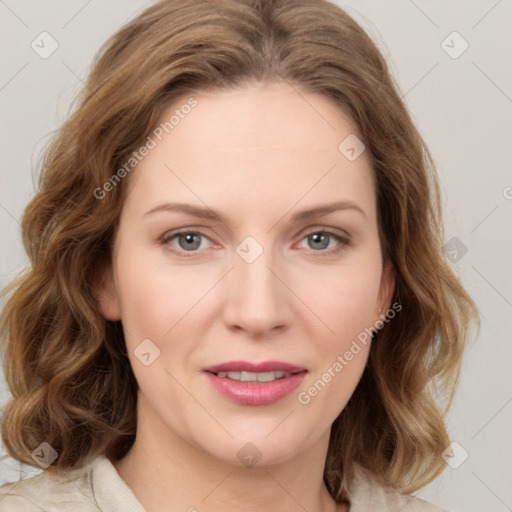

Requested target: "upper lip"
[{"left": 203, "top": 360, "right": 307, "bottom": 374}]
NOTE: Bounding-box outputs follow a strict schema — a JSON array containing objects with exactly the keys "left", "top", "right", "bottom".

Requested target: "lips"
[
  {"left": 202, "top": 360, "right": 308, "bottom": 406},
  {"left": 202, "top": 360, "right": 307, "bottom": 374}
]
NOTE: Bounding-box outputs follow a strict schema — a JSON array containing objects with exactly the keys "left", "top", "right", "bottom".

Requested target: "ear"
[
  {"left": 92, "top": 261, "right": 122, "bottom": 321},
  {"left": 376, "top": 260, "right": 396, "bottom": 319}
]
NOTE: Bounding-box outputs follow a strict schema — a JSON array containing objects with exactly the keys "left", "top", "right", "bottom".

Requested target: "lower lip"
[{"left": 204, "top": 371, "right": 307, "bottom": 405}]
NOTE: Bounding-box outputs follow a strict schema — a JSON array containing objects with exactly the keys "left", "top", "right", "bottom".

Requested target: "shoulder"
[
  {"left": 347, "top": 466, "right": 450, "bottom": 512},
  {"left": 0, "top": 455, "right": 101, "bottom": 512},
  {"left": 0, "top": 454, "right": 144, "bottom": 512}
]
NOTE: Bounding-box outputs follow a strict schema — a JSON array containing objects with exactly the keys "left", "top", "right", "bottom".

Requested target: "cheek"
[
  {"left": 297, "top": 258, "right": 382, "bottom": 349},
  {"left": 295, "top": 265, "right": 379, "bottom": 417},
  {"left": 113, "top": 245, "right": 196, "bottom": 343}
]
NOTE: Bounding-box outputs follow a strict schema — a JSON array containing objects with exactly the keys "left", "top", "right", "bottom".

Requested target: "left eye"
[{"left": 297, "top": 231, "right": 349, "bottom": 253}]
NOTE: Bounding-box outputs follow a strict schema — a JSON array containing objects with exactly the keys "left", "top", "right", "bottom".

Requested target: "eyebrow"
[{"left": 144, "top": 200, "right": 367, "bottom": 223}]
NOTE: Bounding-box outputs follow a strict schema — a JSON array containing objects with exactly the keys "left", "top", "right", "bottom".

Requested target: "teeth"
[{"left": 215, "top": 371, "right": 291, "bottom": 382}]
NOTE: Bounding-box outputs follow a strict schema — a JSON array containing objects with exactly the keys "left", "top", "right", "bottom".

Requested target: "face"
[{"left": 98, "top": 81, "right": 394, "bottom": 467}]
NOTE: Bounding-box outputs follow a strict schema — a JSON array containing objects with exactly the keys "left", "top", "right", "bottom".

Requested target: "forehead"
[
  {"left": 123, "top": 81, "right": 376, "bottom": 223},
  {"left": 157, "top": 81, "right": 364, "bottom": 156}
]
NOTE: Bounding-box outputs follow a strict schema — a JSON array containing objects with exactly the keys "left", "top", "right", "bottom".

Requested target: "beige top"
[{"left": 0, "top": 455, "right": 448, "bottom": 511}]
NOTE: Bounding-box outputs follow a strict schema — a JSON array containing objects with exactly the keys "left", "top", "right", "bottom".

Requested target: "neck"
[{"left": 111, "top": 397, "right": 348, "bottom": 512}]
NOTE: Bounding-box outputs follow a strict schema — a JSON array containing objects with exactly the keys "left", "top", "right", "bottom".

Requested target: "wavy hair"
[{"left": 0, "top": 0, "right": 479, "bottom": 501}]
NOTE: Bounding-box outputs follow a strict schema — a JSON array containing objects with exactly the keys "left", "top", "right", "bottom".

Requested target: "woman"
[{"left": 0, "top": 0, "right": 479, "bottom": 510}]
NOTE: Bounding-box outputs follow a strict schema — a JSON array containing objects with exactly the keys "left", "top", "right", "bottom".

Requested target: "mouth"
[
  {"left": 211, "top": 370, "right": 294, "bottom": 382},
  {"left": 202, "top": 360, "right": 308, "bottom": 405}
]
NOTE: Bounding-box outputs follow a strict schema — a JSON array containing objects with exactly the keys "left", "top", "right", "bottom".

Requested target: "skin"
[{"left": 96, "top": 81, "right": 395, "bottom": 512}]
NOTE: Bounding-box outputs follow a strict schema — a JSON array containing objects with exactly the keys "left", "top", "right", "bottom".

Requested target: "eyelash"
[{"left": 159, "top": 228, "right": 351, "bottom": 258}]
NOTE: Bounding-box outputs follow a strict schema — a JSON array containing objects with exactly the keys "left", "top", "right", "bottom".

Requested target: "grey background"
[{"left": 0, "top": 1, "right": 511, "bottom": 510}]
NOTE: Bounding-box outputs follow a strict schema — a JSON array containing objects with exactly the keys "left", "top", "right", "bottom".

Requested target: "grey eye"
[
  {"left": 307, "top": 233, "right": 331, "bottom": 250},
  {"left": 176, "top": 233, "right": 203, "bottom": 251}
]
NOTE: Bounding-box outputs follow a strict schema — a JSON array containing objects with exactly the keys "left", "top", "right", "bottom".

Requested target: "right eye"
[{"left": 160, "top": 230, "right": 214, "bottom": 257}]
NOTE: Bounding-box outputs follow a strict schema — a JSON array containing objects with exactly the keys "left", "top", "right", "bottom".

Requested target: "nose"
[{"left": 221, "top": 242, "right": 293, "bottom": 338}]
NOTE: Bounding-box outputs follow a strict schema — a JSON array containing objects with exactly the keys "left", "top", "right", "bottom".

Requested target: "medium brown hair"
[{"left": 1, "top": 0, "right": 479, "bottom": 501}]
